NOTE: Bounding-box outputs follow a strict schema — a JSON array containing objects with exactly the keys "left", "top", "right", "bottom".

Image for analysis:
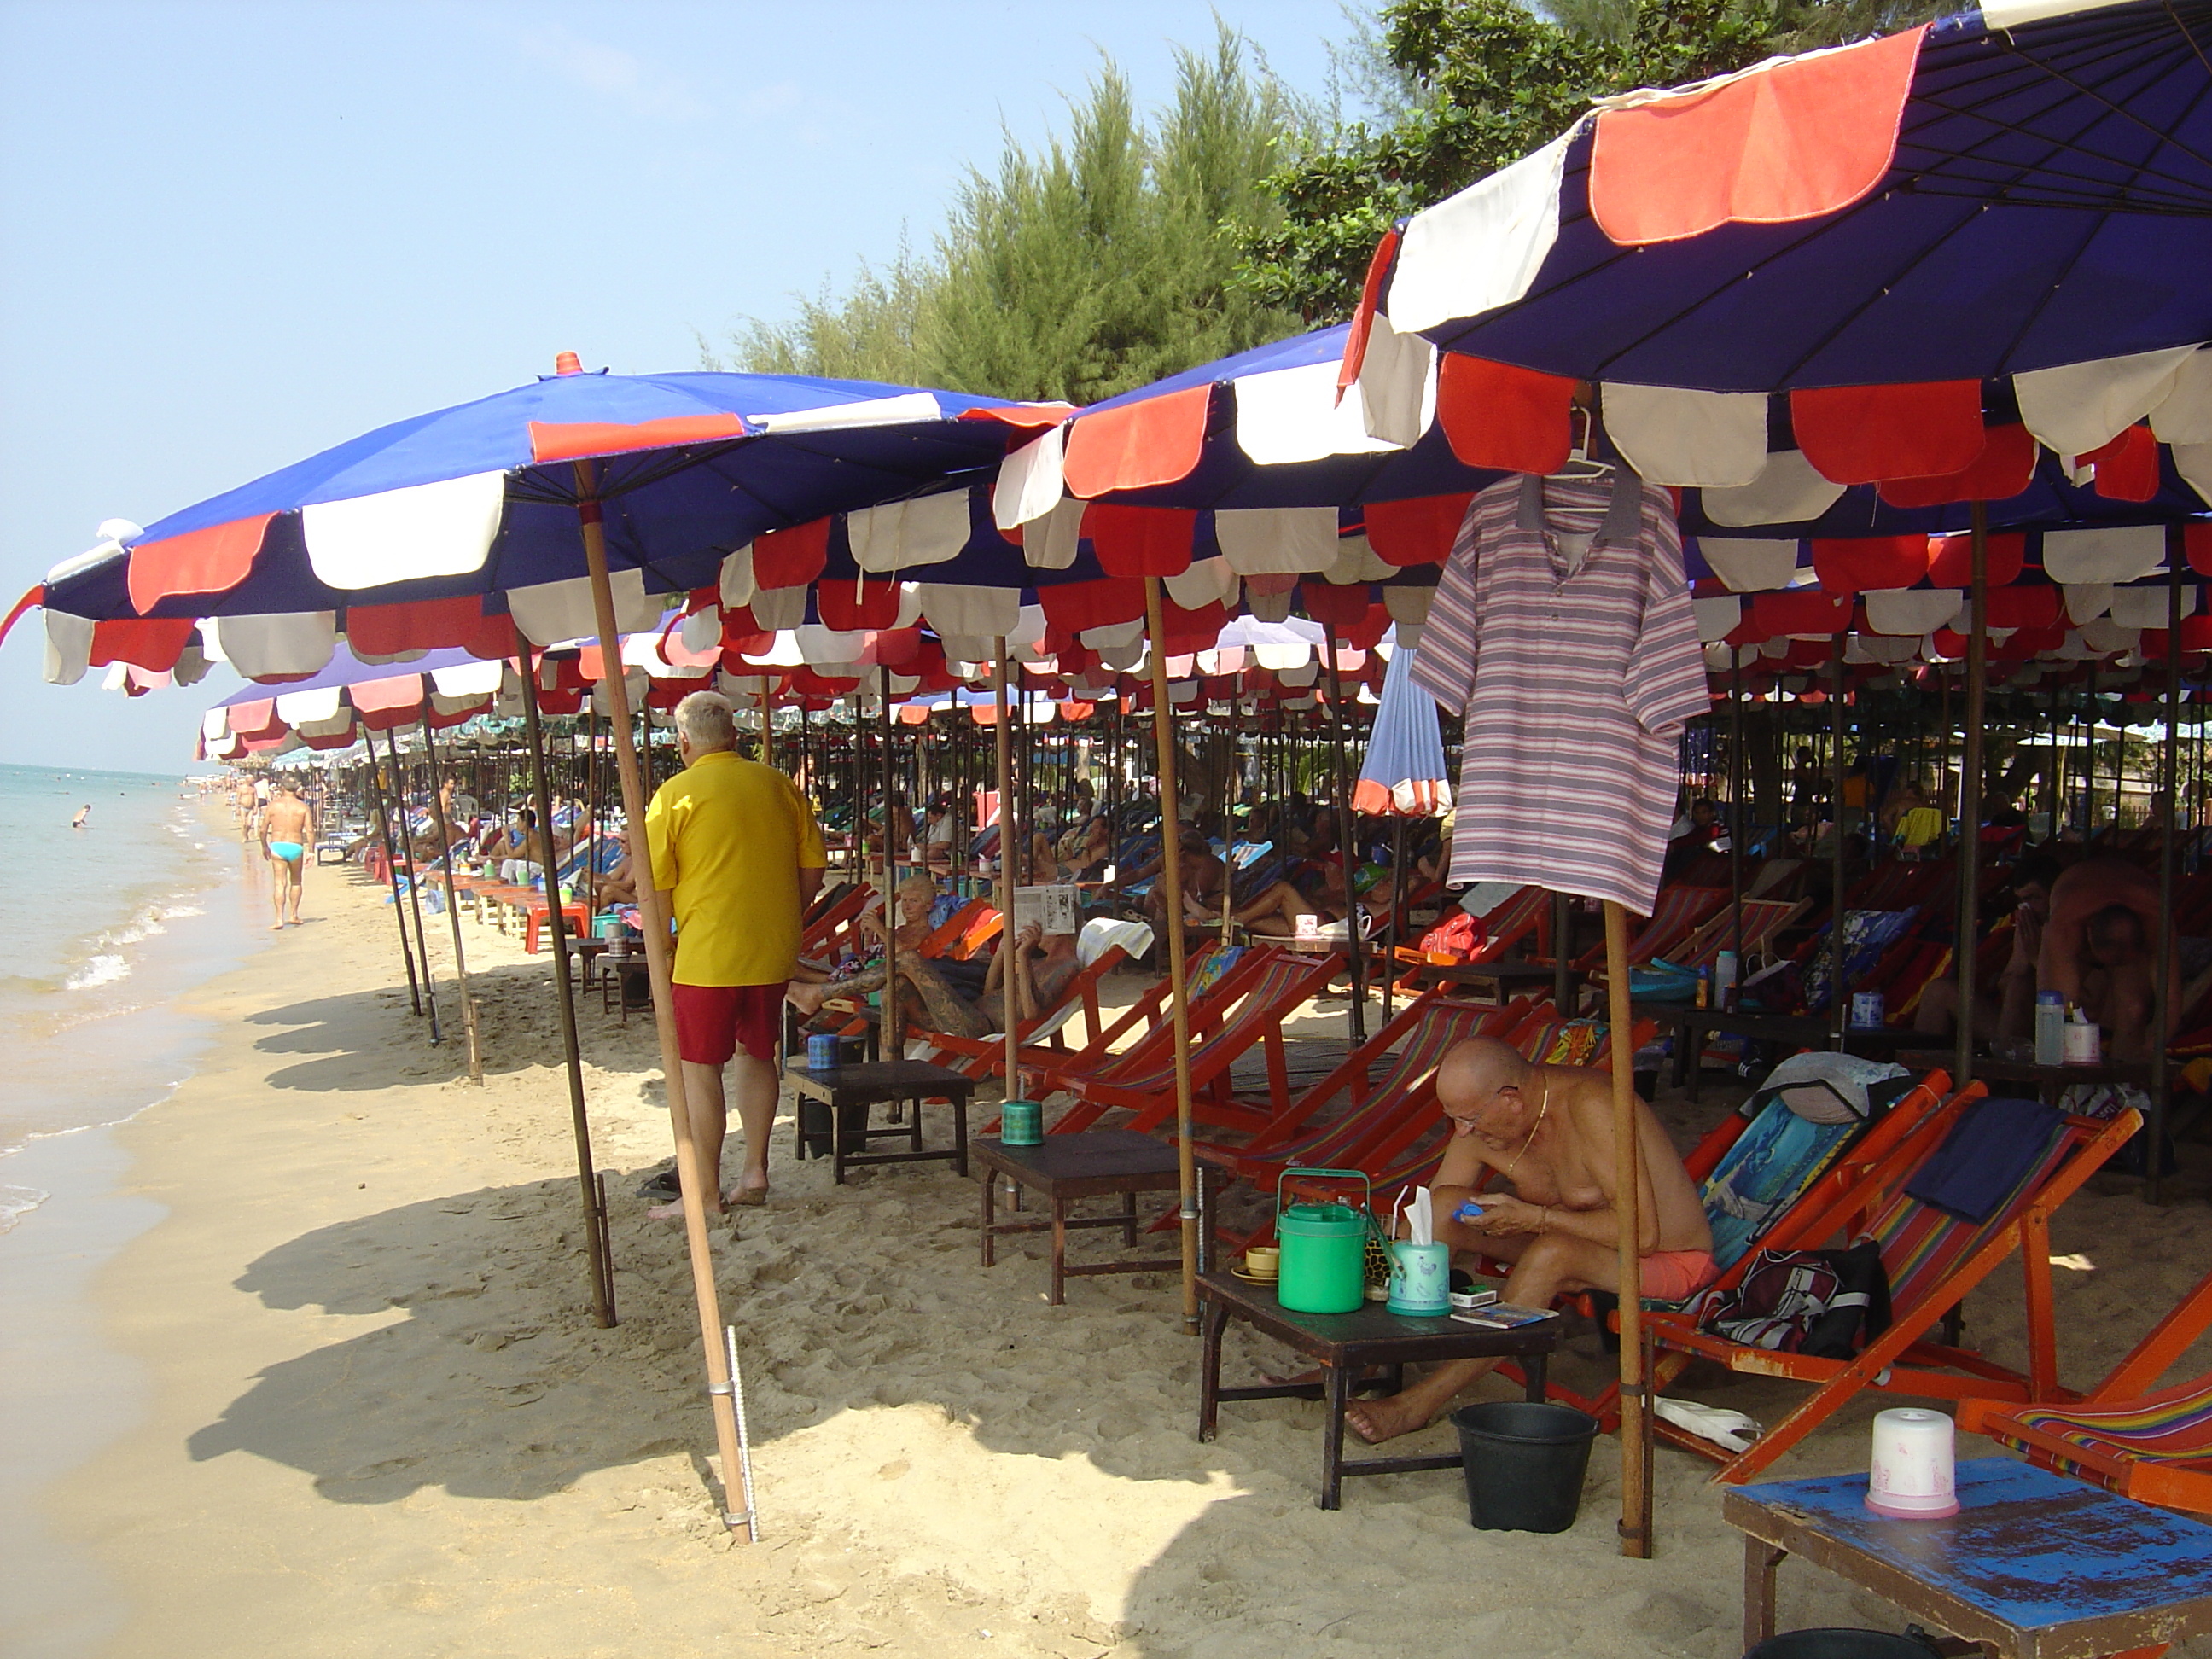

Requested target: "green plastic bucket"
[{"left": 1274, "top": 1167, "right": 1371, "bottom": 1313}]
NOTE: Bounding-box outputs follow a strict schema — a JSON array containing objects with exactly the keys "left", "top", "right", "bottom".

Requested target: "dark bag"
[{"left": 1695, "top": 1240, "right": 1892, "bottom": 1359}]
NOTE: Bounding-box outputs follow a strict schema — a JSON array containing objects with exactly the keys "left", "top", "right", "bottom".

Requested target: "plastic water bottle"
[
  {"left": 2034, "top": 991, "right": 2066, "bottom": 1068},
  {"left": 1714, "top": 950, "right": 1738, "bottom": 1011}
]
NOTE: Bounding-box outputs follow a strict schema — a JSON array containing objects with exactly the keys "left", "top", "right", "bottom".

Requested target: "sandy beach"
[{"left": 29, "top": 857, "right": 2212, "bottom": 1659}]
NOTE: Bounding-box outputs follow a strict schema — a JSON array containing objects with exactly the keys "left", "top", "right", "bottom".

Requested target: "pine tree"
[{"left": 719, "top": 28, "right": 1303, "bottom": 403}]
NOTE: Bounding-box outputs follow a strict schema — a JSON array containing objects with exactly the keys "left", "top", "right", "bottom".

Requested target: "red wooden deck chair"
[
  {"left": 798, "top": 882, "right": 871, "bottom": 958},
  {"left": 997, "top": 941, "right": 1249, "bottom": 1082},
  {"left": 1467, "top": 886, "right": 1552, "bottom": 963},
  {"left": 1646, "top": 1093, "right": 2144, "bottom": 1483},
  {"left": 1193, "top": 995, "right": 1534, "bottom": 1249},
  {"left": 1534, "top": 1071, "right": 1964, "bottom": 1425},
  {"left": 909, "top": 944, "right": 1132, "bottom": 1082},
  {"left": 1670, "top": 898, "right": 1808, "bottom": 973},
  {"left": 943, "top": 903, "right": 1005, "bottom": 963},
  {"left": 1280, "top": 1008, "right": 1659, "bottom": 1208},
  {"left": 1959, "top": 1266, "right": 2212, "bottom": 1516},
  {"left": 1572, "top": 886, "right": 1726, "bottom": 973},
  {"left": 1042, "top": 949, "right": 1341, "bottom": 1137},
  {"left": 1190, "top": 992, "right": 1528, "bottom": 1181}
]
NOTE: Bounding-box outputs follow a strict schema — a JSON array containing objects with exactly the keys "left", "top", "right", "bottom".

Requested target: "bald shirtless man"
[
  {"left": 2039, "top": 855, "right": 2182, "bottom": 1061},
  {"left": 1344, "top": 1036, "right": 1714, "bottom": 1444}
]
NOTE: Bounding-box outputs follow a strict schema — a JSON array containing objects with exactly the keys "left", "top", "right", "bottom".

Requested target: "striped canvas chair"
[
  {"left": 1528, "top": 1071, "right": 1961, "bottom": 1427},
  {"left": 910, "top": 945, "right": 1132, "bottom": 1084},
  {"left": 1190, "top": 992, "right": 1528, "bottom": 1190},
  {"left": 1285, "top": 1008, "right": 1661, "bottom": 1207},
  {"left": 1960, "top": 1266, "right": 2212, "bottom": 1516},
  {"left": 1041, "top": 949, "right": 1342, "bottom": 1136},
  {"left": 1670, "top": 898, "right": 1807, "bottom": 974},
  {"left": 1645, "top": 1092, "right": 2144, "bottom": 1483},
  {"left": 1571, "top": 885, "right": 1726, "bottom": 972}
]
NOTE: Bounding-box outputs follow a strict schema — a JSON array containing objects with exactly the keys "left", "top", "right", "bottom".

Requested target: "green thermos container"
[
  {"left": 999, "top": 1100, "right": 1043, "bottom": 1147},
  {"left": 1274, "top": 1167, "right": 1371, "bottom": 1314}
]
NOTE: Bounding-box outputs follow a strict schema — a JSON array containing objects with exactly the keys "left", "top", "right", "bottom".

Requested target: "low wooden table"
[
  {"left": 1895, "top": 1050, "right": 2156, "bottom": 1103},
  {"left": 1197, "top": 1267, "right": 1561, "bottom": 1511},
  {"left": 1415, "top": 959, "right": 1577, "bottom": 1007},
  {"left": 1633, "top": 1002, "right": 1924, "bottom": 1099},
  {"left": 1726, "top": 1458, "right": 2212, "bottom": 1659},
  {"left": 973, "top": 1129, "right": 1217, "bottom": 1304},
  {"left": 784, "top": 1058, "right": 975, "bottom": 1185}
]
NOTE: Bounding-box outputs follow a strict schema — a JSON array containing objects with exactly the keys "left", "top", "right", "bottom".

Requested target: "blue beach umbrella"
[{"left": 1353, "top": 643, "right": 1450, "bottom": 817}]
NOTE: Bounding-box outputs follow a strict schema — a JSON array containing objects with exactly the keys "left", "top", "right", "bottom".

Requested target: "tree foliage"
[
  {"left": 1235, "top": 0, "right": 1943, "bottom": 323},
  {"left": 717, "top": 30, "right": 1302, "bottom": 404}
]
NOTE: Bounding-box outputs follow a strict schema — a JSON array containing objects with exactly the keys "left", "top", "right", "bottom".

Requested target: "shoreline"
[
  {"left": 29, "top": 860, "right": 2212, "bottom": 1657},
  {"left": 0, "top": 793, "right": 265, "bottom": 1658}
]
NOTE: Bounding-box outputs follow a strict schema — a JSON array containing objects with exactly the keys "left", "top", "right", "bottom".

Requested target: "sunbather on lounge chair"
[
  {"left": 2039, "top": 854, "right": 2183, "bottom": 1060},
  {"left": 1344, "top": 1035, "right": 1713, "bottom": 1445},
  {"left": 788, "top": 875, "right": 940, "bottom": 1017}
]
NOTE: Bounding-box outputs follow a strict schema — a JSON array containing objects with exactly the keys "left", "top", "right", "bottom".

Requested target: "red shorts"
[
  {"left": 670, "top": 981, "right": 787, "bottom": 1067},
  {"left": 1639, "top": 1249, "right": 1720, "bottom": 1302}
]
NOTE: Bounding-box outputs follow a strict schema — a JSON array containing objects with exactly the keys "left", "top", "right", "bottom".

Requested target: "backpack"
[{"left": 1694, "top": 1240, "right": 1891, "bottom": 1359}]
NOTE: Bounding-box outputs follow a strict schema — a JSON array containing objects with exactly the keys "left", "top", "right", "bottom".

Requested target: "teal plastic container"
[
  {"left": 999, "top": 1100, "right": 1044, "bottom": 1146},
  {"left": 1274, "top": 1167, "right": 1371, "bottom": 1314}
]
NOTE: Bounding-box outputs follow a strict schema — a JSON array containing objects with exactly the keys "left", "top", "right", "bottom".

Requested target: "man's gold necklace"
[{"left": 1499, "top": 1073, "right": 1550, "bottom": 1184}]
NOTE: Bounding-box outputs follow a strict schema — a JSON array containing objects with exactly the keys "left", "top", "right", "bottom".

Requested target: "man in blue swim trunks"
[{"left": 259, "top": 779, "right": 314, "bottom": 929}]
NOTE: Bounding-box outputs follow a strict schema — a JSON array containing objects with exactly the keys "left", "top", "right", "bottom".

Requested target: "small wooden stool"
[{"left": 784, "top": 1058, "right": 975, "bottom": 1185}]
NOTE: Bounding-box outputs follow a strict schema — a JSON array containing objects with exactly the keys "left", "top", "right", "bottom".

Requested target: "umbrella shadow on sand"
[
  {"left": 240, "top": 958, "right": 644, "bottom": 1091},
  {"left": 184, "top": 1150, "right": 1906, "bottom": 1653}
]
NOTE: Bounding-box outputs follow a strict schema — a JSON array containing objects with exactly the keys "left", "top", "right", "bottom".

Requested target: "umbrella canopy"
[
  {"left": 1363, "top": 0, "right": 2212, "bottom": 398},
  {"left": 19, "top": 360, "right": 1063, "bottom": 683},
  {"left": 1353, "top": 643, "right": 1451, "bottom": 815}
]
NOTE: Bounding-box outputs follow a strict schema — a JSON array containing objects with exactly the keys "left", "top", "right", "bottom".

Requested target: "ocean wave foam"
[
  {"left": 160, "top": 904, "right": 204, "bottom": 920},
  {"left": 0, "top": 1184, "right": 49, "bottom": 1233},
  {"left": 64, "top": 955, "right": 130, "bottom": 991}
]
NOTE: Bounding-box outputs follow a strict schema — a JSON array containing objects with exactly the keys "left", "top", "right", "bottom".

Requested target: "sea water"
[
  {"left": 0, "top": 761, "right": 272, "bottom": 1658},
  {"left": 0, "top": 761, "right": 262, "bottom": 1232}
]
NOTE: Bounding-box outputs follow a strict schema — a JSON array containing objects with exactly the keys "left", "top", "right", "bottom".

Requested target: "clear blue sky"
[{"left": 0, "top": 0, "right": 1354, "bottom": 774}]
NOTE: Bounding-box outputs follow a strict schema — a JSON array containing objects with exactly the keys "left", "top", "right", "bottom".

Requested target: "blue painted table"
[{"left": 1725, "top": 1458, "right": 2212, "bottom": 1659}]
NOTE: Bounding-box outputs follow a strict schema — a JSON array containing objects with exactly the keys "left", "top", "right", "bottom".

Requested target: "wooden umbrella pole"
[
  {"left": 1604, "top": 899, "right": 1652, "bottom": 1558},
  {"left": 1955, "top": 504, "right": 1989, "bottom": 1089},
  {"left": 570, "top": 469, "right": 747, "bottom": 1529},
  {"left": 992, "top": 642, "right": 1019, "bottom": 1091},
  {"left": 2151, "top": 549, "right": 2183, "bottom": 1203},
  {"left": 1144, "top": 580, "right": 1202, "bottom": 1330},
  {"left": 1728, "top": 659, "right": 1745, "bottom": 992},
  {"left": 518, "top": 649, "right": 616, "bottom": 1327},
  {"left": 1321, "top": 635, "right": 1366, "bottom": 1043},
  {"left": 363, "top": 744, "right": 424, "bottom": 1016},
  {"left": 881, "top": 678, "right": 900, "bottom": 1059},
  {"left": 1828, "top": 635, "right": 1848, "bottom": 1051},
  {"left": 417, "top": 709, "right": 484, "bottom": 1084},
  {"left": 383, "top": 722, "right": 443, "bottom": 1045}
]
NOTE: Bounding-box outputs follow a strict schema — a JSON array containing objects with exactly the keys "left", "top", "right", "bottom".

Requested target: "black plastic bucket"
[
  {"left": 1745, "top": 1631, "right": 1940, "bottom": 1659},
  {"left": 1450, "top": 1400, "right": 1599, "bottom": 1533}
]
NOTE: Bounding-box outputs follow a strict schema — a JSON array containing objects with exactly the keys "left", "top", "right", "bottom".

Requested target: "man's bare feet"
[
  {"left": 1344, "top": 1393, "right": 1438, "bottom": 1445},
  {"left": 786, "top": 982, "right": 828, "bottom": 1016},
  {"left": 727, "top": 1180, "right": 768, "bottom": 1208}
]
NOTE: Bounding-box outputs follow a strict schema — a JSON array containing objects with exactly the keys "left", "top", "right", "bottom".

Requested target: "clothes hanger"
[{"left": 1547, "top": 402, "right": 1615, "bottom": 481}]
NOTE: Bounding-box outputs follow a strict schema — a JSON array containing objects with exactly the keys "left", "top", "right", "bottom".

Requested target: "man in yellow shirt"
[{"left": 644, "top": 690, "right": 826, "bottom": 1216}]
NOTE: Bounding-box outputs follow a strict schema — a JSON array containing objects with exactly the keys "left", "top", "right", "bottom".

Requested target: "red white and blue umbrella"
[
  {"left": 11, "top": 358, "right": 1064, "bottom": 684},
  {"left": 1343, "top": 0, "right": 2212, "bottom": 493}
]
